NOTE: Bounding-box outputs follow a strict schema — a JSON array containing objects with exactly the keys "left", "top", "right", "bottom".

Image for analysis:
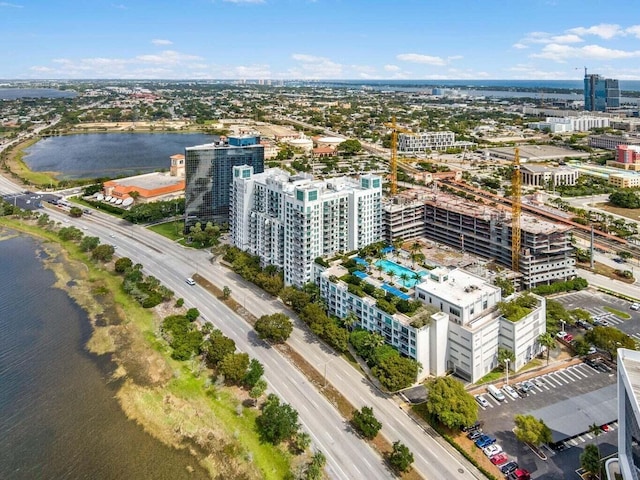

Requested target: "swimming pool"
[{"left": 374, "top": 259, "right": 425, "bottom": 288}]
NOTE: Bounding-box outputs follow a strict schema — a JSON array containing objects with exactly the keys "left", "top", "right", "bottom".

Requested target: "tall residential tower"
[
  {"left": 584, "top": 70, "right": 620, "bottom": 112},
  {"left": 184, "top": 135, "right": 264, "bottom": 229}
]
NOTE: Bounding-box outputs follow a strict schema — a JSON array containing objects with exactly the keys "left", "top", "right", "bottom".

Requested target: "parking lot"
[
  {"left": 555, "top": 290, "right": 640, "bottom": 343},
  {"left": 476, "top": 362, "right": 617, "bottom": 479}
]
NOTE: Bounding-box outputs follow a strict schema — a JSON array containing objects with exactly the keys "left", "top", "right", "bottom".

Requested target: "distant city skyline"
[{"left": 2, "top": 0, "right": 640, "bottom": 80}]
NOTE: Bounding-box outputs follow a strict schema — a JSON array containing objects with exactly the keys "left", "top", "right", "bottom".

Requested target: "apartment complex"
[
  {"left": 584, "top": 72, "right": 620, "bottom": 112},
  {"left": 317, "top": 262, "right": 546, "bottom": 383},
  {"left": 184, "top": 135, "right": 264, "bottom": 229},
  {"left": 398, "top": 131, "right": 456, "bottom": 153},
  {"left": 608, "top": 145, "right": 640, "bottom": 171},
  {"left": 230, "top": 167, "right": 383, "bottom": 287},
  {"left": 528, "top": 115, "right": 610, "bottom": 133},
  {"left": 383, "top": 191, "right": 576, "bottom": 290}
]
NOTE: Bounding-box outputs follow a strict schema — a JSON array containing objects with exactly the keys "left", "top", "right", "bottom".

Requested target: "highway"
[
  {"left": 29, "top": 201, "right": 487, "bottom": 480},
  {"left": 38, "top": 206, "right": 390, "bottom": 480}
]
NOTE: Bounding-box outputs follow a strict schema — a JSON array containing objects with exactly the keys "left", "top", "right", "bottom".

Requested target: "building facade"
[
  {"left": 608, "top": 145, "right": 640, "bottom": 171},
  {"left": 230, "top": 167, "right": 383, "bottom": 287},
  {"left": 520, "top": 164, "right": 579, "bottom": 187},
  {"left": 184, "top": 135, "right": 264, "bottom": 229},
  {"left": 528, "top": 116, "right": 610, "bottom": 133},
  {"left": 617, "top": 348, "right": 640, "bottom": 480},
  {"left": 585, "top": 73, "right": 620, "bottom": 112},
  {"left": 398, "top": 131, "right": 456, "bottom": 153},
  {"left": 589, "top": 134, "right": 640, "bottom": 150}
]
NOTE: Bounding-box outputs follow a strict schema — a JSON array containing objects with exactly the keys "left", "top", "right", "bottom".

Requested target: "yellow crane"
[
  {"left": 384, "top": 116, "right": 413, "bottom": 195},
  {"left": 512, "top": 147, "right": 521, "bottom": 272}
]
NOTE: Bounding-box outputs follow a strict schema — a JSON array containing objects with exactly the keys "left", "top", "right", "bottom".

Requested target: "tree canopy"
[
  {"left": 371, "top": 354, "right": 420, "bottom": 391},
  {"left": 609, "top": 189, "right": 640, "bottom": 209},
  {"left": 580, "top": 444, "right": 601, "bottom": 477},
  {"left": 254, "top": 313, "right": 293, "bottom": 343},
  {"left": 585, "top": 326, "right": 637, "bottom": 360},
  {"left": 426, "top": 377, "right": 478, "bottom": 430},
  {"left": 514, "top": 414, "right": 552, "bottom": 447},
  {"left": 256, "top": 394, "right": 300, "bottom": 445},
  {"left": 388, "top": 441, "right": 414, "bottom": 473},
  {"left": 351, "top": 406, "right": 382, "bottom": 440}
]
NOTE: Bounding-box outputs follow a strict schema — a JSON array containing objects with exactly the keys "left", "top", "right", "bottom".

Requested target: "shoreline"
[{"left": 0, "top": 221, "right": 292, "bottom": 479}]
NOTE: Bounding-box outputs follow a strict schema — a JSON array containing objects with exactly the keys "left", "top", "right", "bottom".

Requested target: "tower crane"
[
  {"left": 384, "top": 116, "right": 412, "bottom": 195},
  {"left": 512, "top": 147, "right": 522, "bottom": 272}
]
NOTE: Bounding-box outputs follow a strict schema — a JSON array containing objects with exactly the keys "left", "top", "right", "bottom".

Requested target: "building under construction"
[{"left": 383, "top": 190, "right": 576, "bottom": 290}]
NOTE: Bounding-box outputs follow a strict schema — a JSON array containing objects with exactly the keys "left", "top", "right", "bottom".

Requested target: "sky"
[{"left": 2, "top": 0, "right": 640, "bottom": 80}]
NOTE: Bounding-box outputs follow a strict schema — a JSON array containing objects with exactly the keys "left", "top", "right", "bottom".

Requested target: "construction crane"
[
  {"left": 384, "top": 116, "right": 412, "bottom": 195},
  {"left": 512, "top": 147, "right": 522, "bottom": 272}
]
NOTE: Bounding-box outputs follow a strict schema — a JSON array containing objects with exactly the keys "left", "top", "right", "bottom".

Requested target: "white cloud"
[
  {"left": 568, "top": 23, "right": 622, "bottom": 39},
  {"left": 136, "top": 50, "right": 203, "bottom": 64},
  {"left": 627, "top": 25, "right": 640, "bottom": 39},
  {"left": 550, "top": 34, "right": 583, "bottom": 44},
  {"left": 512, "top": 43, "right": 528, "bottom": 49},
  {"left": 289, "top": 53, "right": 343, "bottom": 78},
  {"left": 396, "top": 53, "right": 446, "bottom": 66},
  {"left": 384, "top": 64, "right": 400, "bottom": 72},
  {"left": 532, "top": 43, "right": 640, "bottom": 62},
  {"left": 151, "top": 39, "right": 173, "bottom": 46}
]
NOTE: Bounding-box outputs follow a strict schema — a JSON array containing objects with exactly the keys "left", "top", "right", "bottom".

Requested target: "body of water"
[
  {"left": 0, "top": 233, "right": 209, "bottom": 479},
  {"left": 23, "top": 133, "right": 216, "bottom": 179},
  {"left": 0, "top": 88, "right": 77, "bottom": 100}
]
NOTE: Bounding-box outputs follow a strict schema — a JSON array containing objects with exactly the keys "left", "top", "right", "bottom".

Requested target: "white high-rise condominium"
[{"left": 230, "top": 166, "right": 383, "bottom": 287}]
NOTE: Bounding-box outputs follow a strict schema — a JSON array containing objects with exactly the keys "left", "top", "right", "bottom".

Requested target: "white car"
[
  {"left": 475, "top": 394, "right": 490, "bottom": 408},
  {"left": 631, "top": 303, "right": 640, "bottom": 311},
  {"left": 185, "top": 277, "right": 196, "bottom": 286},
  {"left": 502, "top": 385, "right": 519, "bottom": 400},
  {"left": 483, "top": 444, "right": 502, "bottom": 457}
]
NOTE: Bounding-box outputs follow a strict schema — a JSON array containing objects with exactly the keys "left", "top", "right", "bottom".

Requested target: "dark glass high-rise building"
[
  {"left": 184, "top": 135, "right": 264, "bottom": 229},
  {"left": 584, "top": 72, "right": 620, "bottom": 111}
]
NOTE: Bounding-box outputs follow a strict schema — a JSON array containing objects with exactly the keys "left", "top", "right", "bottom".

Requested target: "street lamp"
[
  {"left": 322, "top": 357, "right": 336, "bottom": 389},
  {"left": 505, "top": 358, "right": 510, "bottom": 386},
  {"left": 560, "top": 320, "right": 565, "bottom": 334}
]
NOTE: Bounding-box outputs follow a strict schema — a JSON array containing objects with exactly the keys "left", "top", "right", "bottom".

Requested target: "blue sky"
[{"left": 2, "top": 0, "right": 640, "bottom": 80}]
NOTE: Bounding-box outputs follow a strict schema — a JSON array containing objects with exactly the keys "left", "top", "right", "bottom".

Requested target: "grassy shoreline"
[{"left": 0, "top": 217, "right": 294, "bottom": 479}]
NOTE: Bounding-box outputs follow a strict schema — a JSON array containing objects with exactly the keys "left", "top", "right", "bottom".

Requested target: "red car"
[
  {"left": 601, "top": 424, "right": 612, "bottom": 432},
  {"left": 490, "top": 452, "right": 508, "bottom": 465},
  {"left": 513, "top": 469, "right": 531, "bottom": 480},
  {"left": 564, "top": 333, "right": 573, "bottom": 342}
]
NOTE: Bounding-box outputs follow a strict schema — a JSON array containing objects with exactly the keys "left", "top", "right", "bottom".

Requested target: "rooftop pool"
[{"left": 374, "top": 259, "right": 426, "bottom": 288}]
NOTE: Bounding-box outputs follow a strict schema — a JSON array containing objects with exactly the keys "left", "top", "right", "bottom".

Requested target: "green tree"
[
  {"left": 292, "top": 431, "right": 312, "bottom": 455},
  {"left": 114, "top": 257, "right": 133, "bottom": 273},
  {"left": 256, "top": 394, "right": 300, "bottom": 444},
  {"left": 618, "top": 250, "right": 633, "bottom": 260},
  {"left": 388, "top": 441, "right": 414, "bottom": 473},
  {"left": 69, "top": 206, "right": 83, "bottom": 218},
  {"left": 185, "top": 307, "right": 200, "bottom": 322},
  {"left": 495, "top": 277, "right": 514, "bottom": 297},
  {"left": 219, "top": 352, "right": 250, "bottom": 384},
  {"left": 222, "top": 285, "right": 231, "bottom": 300},
  {"left": 371, "top": 354, "right": 419, "bottom": 391},
  {"left": 580, "top": 443, "right": 601, "bottom": 479},
  {"left": 609, "top": 189, "right": 640, "bottom": 209},
  {"left": 538, "top": 332, "right": 556, "bottom": 366},
  {"left": 249, "top": 378, "right": 267, "bottom": 403},
  {"left": 243, "top": 358, "right": 264, "bottom": 388},
  {"left": 203, "top": 330, "right": 236, "bottom": 367},
  {"left": 426, "top": 377, "right": 478, "bottom": 430},
  {"left": 254, "top": 313, "right": 293, "bottom": 343},
  {"left": 586, "top": 326, "right": 637, "bottom": 360},
  {"left": 304, "top": 451, "right": 326, "bottom": 480},
  {"left": 498, "top": 347, "right": 515, "bottom": 370},
  {"left": 80, "top": 235, "right": 100, "bottom": 252},
  {"left": 280, "top": 286, "right": 311, "bottom": 313},
  {"left": 337, "top": 139, "right": 362, "bottom": 155},
  {"left": 342, "top": 310, "right": 359, "bottom": 331},
  {"left": 91, "top": 244, "right": 115, "bottom": 262},
  {"left": 351, "top": 406, "right": 382, "bottom": 440},
  {"left": 514, "top": 414, "right": 552, "bottom": 447}
]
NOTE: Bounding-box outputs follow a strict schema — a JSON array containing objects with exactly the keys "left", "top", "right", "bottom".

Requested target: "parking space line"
[
  {"left": 562, "top": 369, "right": 582, "bottom": 381},
  {"left": 569, "top": 439, "right": 579, "bottom": 446},
  {"left": 585, "top": 433, "right": 593, "bottom": 440},
  {"left": 571, "top": 365, "right": 591, "bottom": 378},
  {"left": 558, "top": 371, "right": 576, "bottom": 382},
  {"left": 546, "top": 374, "right": 566, "bottom": 386}
]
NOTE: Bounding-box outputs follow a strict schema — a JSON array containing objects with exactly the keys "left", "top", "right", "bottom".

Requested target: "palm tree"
[
  {"left": 411, "top": 241, "right": 421, "bottom": 255},
  {"left": 538, "top": 332, "right": 556, "bottom": 366},
  {"left": 387, "top": 269, "right": 396, "bottom": 285},
  {"left": 343, "top": 310, "right": 359, "bottom": 331},
  {"left": 399, "top": 272, "right": 410, "bottom": 287}
]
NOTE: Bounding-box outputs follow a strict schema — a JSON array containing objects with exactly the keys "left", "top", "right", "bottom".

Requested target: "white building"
[
  {"left": 414, "top": 268, "right": 546, "bottom": 381},
  {"left": 617, "top": 348, "right": 640, "bottom": 480},
  {"left": 398, "top": 131, "right": 456, "bottom": 153},
  {"left": 230, "top": 166, "right": 383, "bottom": 287},
  {"left": 520, "top": 164, "right": 580, "bottom": 187},
  {"left": 317, "top": 262, "right": 546, "bottom": 384},
  {"left": 528, "top": 116, "right": 610, "bottom": 133}
]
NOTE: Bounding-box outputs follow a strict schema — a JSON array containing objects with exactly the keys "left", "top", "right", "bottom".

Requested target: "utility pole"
[{"left": 590, "top": 224, "right": 595, "bottom": 269}]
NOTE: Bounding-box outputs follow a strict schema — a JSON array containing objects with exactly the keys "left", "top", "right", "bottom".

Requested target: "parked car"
[
  {"left": 462, "top": 420, "right": 484, "bottom": 432},
  {"left": 483, "top": 444, "right": 502, "bottom": 458},
  {"left": 631, "top": 303, "right": 640, "bottom": 311},
  {"left": 508, "top": 468, "right": 531, "bottom": 480},
  {"left": 601, "top": 424, "right": 612, "bottom": 432},
  {"left": 587, "top": 346, "right": 597, "bottom": 355},
  {"left": 556, "top": 330, "right": 568, "bottom": 339},
  {"left": 503, "top": 385, "right": 519, "bottom": 400},
  {"left": 474, "top": 394, "right": 490, "bottom": 408},
  {"left": 475, "top": 435, "right": 496, "bottom": 448},
  {"left": 500, "top": 461, "right": 519, "bottom": 475},
  {"left": 490, "top": 452, "right": 508, "bottom": 465},
  {"left": 467, "top": 430, "right": 483, "bottom": 440},
  {"left": 516, "top": 385, "right": 529, "bottom": 398}
]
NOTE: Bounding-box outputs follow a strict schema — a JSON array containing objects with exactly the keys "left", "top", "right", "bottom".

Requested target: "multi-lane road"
[{"left": 6, "top": 196, "right": 486, "bottom": 480}]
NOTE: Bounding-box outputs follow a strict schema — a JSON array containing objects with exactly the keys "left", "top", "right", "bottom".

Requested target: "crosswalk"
[{"left": 477, "top": 363, "right": 606, "bottom": 410}]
